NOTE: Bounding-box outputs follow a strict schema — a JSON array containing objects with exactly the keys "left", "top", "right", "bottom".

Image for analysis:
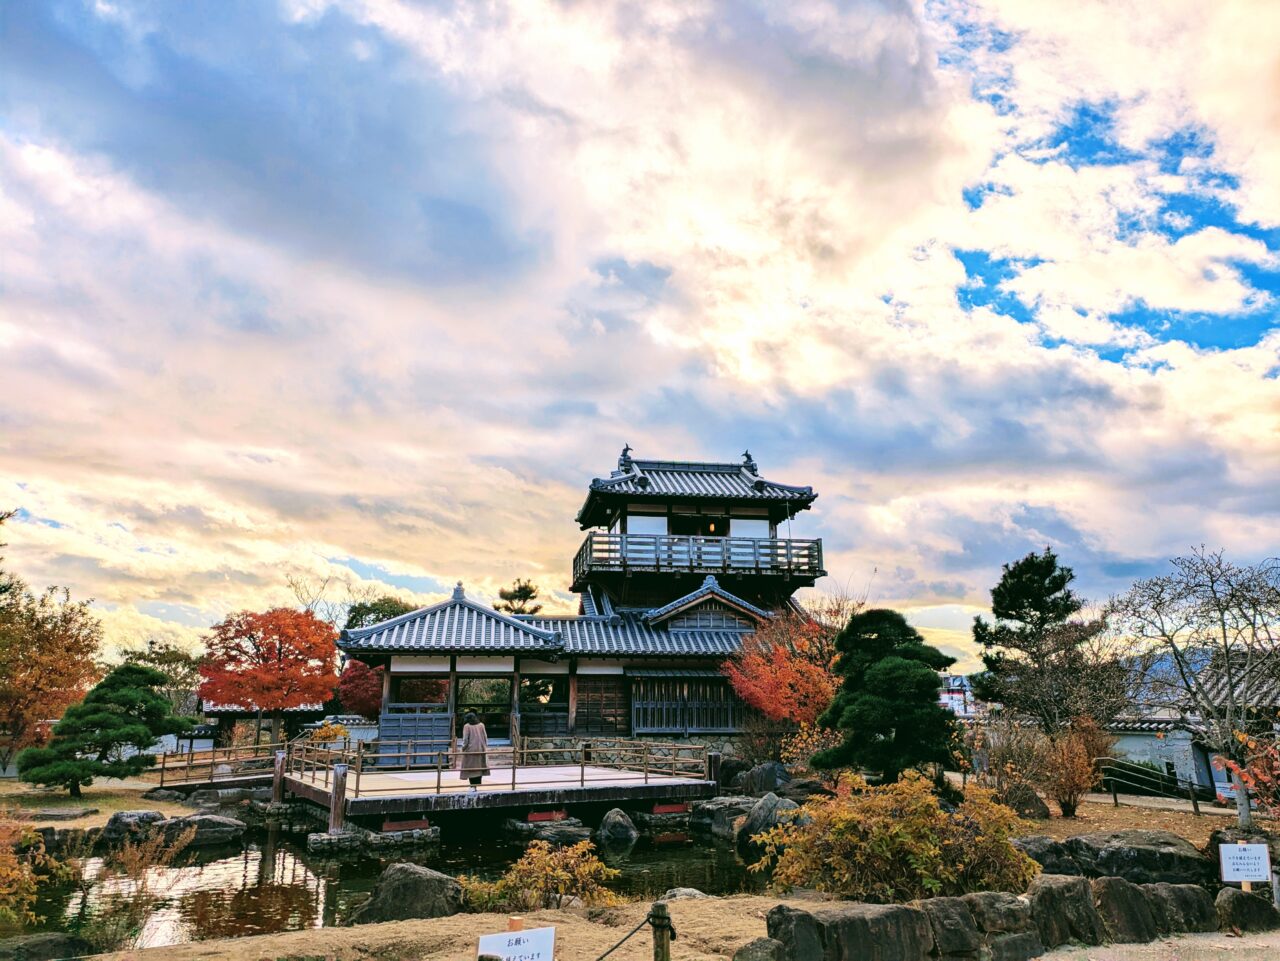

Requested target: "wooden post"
[
  {"left": 650, "top": 901, "right": 673, "bottom": 961},
  {"left": 1110, "top": 779, "right": 1119, "bottom": 807},
  {"left": 272, "top": 750, "right": 286, "bottom": 803},
  {"left": 567, "top": 660, "right": 578, "bottom": 735},
  {"left": 328, "top": 764, "right": 348, "bottom": 834},
  {"left": 707, "top": 751, "right": 722, "bottom": 785},
  {"left": 1187, "top": 783, "right": 1201, "bottom": 816},
  {"left": 381, "top": 668, "right": 391, "bottom": 713},
  {"left": 1239, "top": 840, "right": 1253, "bottom": 894},
  {"left": 507, "top": 916, "right": 524, "bottom": 932}
]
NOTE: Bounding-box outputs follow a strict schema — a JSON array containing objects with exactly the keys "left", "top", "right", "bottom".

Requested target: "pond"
[{"left": 33, "top": 825, "right": 764, "bottom": 950}]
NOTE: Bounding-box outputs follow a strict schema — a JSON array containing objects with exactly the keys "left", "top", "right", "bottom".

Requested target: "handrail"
[
  {"left": 571, "top": 531, "right": 824, "bottom": 586},
  {"left": 1095, "top": 755, "right": 1216, "bottom": 814}
]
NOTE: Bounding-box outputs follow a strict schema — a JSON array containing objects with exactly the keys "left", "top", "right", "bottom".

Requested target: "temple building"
[{"left": 337, "top": 449, "right": 825, "bottom": 748}]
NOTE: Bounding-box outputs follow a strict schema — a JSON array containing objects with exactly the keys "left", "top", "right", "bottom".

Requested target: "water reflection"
[{"left": 45, "top": 827, "right": 759, "bottom": 949}]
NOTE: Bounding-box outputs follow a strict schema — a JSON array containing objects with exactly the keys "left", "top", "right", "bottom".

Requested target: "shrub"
[
  {"left": 752, "top": 772, "right": 1039, "bottom": 902},
  {"left": 780, "top": 723, "right": 845, "bottom": 778},
  {"left": 0, "top": 817, "right": 54, "bottom": 932},
  {"left": 1037, "top": 730, "right": 1101, "bottom": 817},
  {"left": 310, "top": 720, "right": 351, "bottom": 744},
  {"left": 459, "top": 840, "right": 620, "bottom": 911}
]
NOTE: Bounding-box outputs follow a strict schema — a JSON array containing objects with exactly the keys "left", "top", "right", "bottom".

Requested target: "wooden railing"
[
  {"left": 284, "top": 736, "right": 711, "bottom": 798},
  {"left": 156, "top": 742, "right": 286, "bottom": 786},
  {"left": 572, "top": 532, "right": 823, "bottom": 586}
]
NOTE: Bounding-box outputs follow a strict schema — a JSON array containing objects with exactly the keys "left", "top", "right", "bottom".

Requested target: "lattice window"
[
  {"left": 667, "top": 601, "right": 753, "bottom": 631},
  {"left": 576, "top": 676, "right": 629, "bottom": 735}
]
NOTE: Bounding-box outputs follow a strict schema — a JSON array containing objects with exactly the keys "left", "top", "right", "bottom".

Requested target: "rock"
[
  {"left": 767, "top": 901, "right": 933, "bottom": 961},
  {"left": 998, "top": 782, "right": 1051, "bottom": 820},
  {"left": 961, "top": 891, "right": 1036, "bottom": 935},
  {"left": 736, "top": 761, "right": 792, "bottom": 795},
  {"left": 690, "top": 796, "right": 757, "bottom": 839},
  {"left": 595, "top": 808, "right": 639, "bottom": 848},
  {"left": 732, "top": 937, "right": 784, "bottom": 961},
  {"left": 1215, "top": 887, "right": 1280, "bottom": 933},
  {"left": 155, "top": 814, "right": 246, "bottom": 846},
  {"left": 1063, "top": 830, "right": 1212, "bottom": 885},
  {"left": 1205, "top": 828, "right": 1280, "bottom": 873},
  {"left": 348, "top": 862, "right": 462, "bottom": 924},
  {"left": 533, "top": 822, "right": 593, "bottom": 846},
  {"left": 986, "top": 931, "right": 1046, "bottom": 961},
  {"left": 29, "top": 807, "right": 98, "bottom": 822},
  {"left": 718, "top": 756, "right": 751, "bottom": 788},
  {"left": 1090, "top": 876, "right": 1158, "bottom": 943},
  {"left": 1141, "top": 882, "right": 1217, "bottom": 934},
  {"left": 502, "top": 816, "right": 584, "bottom": 839},
  {"left": 917, "top": 896, "right": 981, "bottom": 957},
  {"left": 1012, "top": 836, "right": 1082, "bottom": 876},
  {"left": 736, "top": 792, "right": 799, "bottom": 855},
  {"left": 1027, "top": 874, "right": 1106, "bottom": 948},
  {"left": 140, "top": 788, "right": 186, "bottom": 802},
  {"left": 101, "top": 809, "right": 166, "bottom": 842},
  {"left": 0, "top": 932, "right": 93, "bottom": 961},
  {"left": 661, "top": 887, "right": 709, "bottom": 900},
  {"left": 773, "top": 778, "right": 833, "bottom": 804}
]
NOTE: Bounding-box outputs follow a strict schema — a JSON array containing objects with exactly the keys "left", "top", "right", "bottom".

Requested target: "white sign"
[
  {"left": 477, "top": 925, "right": 555, "bottom": 961},
  {"left": 1219, "top": 843, "right": 1272, "bottom": 883}
]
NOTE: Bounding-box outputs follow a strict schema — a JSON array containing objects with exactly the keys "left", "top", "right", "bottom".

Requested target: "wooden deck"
[{"left": 284, "top": 763, "right": 715, "bottom": 814}]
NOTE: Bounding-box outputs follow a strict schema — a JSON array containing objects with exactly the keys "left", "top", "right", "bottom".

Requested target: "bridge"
[{"left": 154, "top": 736, "right": 721, "bottom": 831}]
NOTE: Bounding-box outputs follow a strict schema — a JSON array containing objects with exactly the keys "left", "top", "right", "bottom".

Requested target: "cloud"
[{"left": 0, "top": 0, "right": 1276, "bottom": 667}]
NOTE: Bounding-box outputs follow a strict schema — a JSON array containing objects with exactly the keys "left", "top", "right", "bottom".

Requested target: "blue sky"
[{"left": 1, "top": 0, "right": 1278, "bottom": 668}]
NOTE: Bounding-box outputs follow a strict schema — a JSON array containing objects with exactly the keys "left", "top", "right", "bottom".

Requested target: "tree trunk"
[
  {"left": 69, "top": 780, "right": 82, "bottom": 798},
  {"left": 271, "top": 712, "right": 282, "bottom": 745},
  {"left": 1232, "top": 769, "right": 1253, "bottom": 829},
  {"left": 254, "top": 710, "right": 263, "bottom": 746}
]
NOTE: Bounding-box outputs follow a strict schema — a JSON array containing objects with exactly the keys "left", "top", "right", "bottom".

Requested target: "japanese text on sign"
[
  {"left": 477, "top": 925, "right": 556, "bottom": 961},
  {"left": 1219, "top": 843, "right": 1272, "bottom": 883}
]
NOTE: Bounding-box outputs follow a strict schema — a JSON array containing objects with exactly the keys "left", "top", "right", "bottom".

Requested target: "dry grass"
[
  {"left": 0, "top": 778, "right": 189, "bottom": 829},
  {"left": 1016, "top": 799, "right": 1265, "bottom": 849}
]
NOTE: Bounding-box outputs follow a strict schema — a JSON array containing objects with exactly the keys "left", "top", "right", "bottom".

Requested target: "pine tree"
[
  {"left": 495, "top": 578, "right": 542, "bottom": 616},
  {"left": 970, "top": 548, "right": 1127, "bottom": 733},
  {"left": 812, "top": 608, "right": 956, "bottom": 782},
  {"left": 17, "top": 663, "right": 193, "bottom": 797},
  {"left": 343, "top": 595, "right": 417, "bottom": 631}
]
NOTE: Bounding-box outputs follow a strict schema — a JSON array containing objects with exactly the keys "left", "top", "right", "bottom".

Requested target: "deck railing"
[
  {"left": 284, "top": 736, "right": 710, "bottom": 798},
  {"left": 571, "top": 532, "right": 823, "bottom": 586},
  {"left": 156, "top": 741, "right": 287, "bottom": 786}
]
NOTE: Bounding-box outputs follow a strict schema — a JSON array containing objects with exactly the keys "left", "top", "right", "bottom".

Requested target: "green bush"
[{"left": 752, "top": 772, "right": 1040, "bottom": 902}]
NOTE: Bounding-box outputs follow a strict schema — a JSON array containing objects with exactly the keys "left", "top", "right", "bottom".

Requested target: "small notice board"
[
  {"left": 1219, "top": 843, "right": 1272, "bottom": 884},
  {"left": 477, "top": 925, "right": 555, "bottom": 961}
]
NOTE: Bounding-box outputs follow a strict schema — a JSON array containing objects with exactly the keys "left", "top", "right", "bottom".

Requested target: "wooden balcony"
[{"left": 571, "top": 532, "right": 824, "bottom": 591}]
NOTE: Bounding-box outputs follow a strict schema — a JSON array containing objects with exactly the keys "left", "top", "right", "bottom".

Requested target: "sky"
[{"left": 1, "top": 0, "right": 1278, "bottom": 672}]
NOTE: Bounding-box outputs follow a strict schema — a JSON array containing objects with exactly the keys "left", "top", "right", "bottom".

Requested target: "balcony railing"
[{"left": 572, "top": 532, "right": 824, "bottom": 586}]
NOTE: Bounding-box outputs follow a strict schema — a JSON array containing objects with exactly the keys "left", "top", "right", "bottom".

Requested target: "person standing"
[{"left": 459, "top": 711, "right": 490, "bottom": 792}]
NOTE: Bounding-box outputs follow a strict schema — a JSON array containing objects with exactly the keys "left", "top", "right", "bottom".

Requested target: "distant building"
[{"left": 337, "top": 448, "right": 826, "bottom": 748}]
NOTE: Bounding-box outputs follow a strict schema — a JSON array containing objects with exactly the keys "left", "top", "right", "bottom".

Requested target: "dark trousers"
[{"left": 469, "top": 776, "right": 483, "bottom": 785}]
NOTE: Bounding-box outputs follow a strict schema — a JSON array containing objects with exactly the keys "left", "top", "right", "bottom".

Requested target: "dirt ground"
[
  {"left": 0, "top": 778, "right": 189, "bottom": 830},
  {"left": 1020, "top": 800, "right": 1253, "bottom": 849},
  {"left": 94, "top": 896, "right": 1280, "bottom": 961}
]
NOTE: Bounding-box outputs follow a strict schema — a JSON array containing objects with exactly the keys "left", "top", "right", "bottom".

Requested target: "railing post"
[
  {"left": 328, "top": 763, "right": 348, "bottom": 834},
  {"left": 272, "top": 750, "right": 286, "bottom": 803},
  {"left": 650, "top": 901, "right": 673, "bottom": 961},
  {"left": 707, "top": 751, "right": 721, "bottom": 784},
  {"left": 1187, "top": 782, "right": 1201, "bottom": 816},
  {"left": 580, "top": 744, "right": 586, "bottom": 787}
]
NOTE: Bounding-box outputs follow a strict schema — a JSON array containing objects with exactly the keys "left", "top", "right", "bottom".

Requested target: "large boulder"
[
  {"left": 1215, "top": 887, "right": 1280, "bottom": 933},
  {"left": 661, "top": 887, "right": 709, "bottom": 900},
  {"left": 532, "top": 822, "right": 593, "bottom": 846},
  {"left": 718, "top": 756, "right": 752, "bottom": 788},
  {"left": 690, "top": 796, "right": 757, "bottom": 839},
  {"left": 1090, "top": 876, "right": 1158, "bottom": 943},
  {"left": 736, "top": 792, "right": 799, "bottom": 856},
  {"left": 595, "top": 809, "right": 639, "bottom": 849},
  {"left": 0, "top": 933, "right": 93, "bottom": 961},
  {"left": 998, "top": 783, "right": 1051, "bottom": 820},
  {"left": 960, "top": 891, "right": 1044, "bottom": 961},
  {"left": 1027, "top": 874, "right": 1106, "bottom": 948},
  {"left": 1141, "top": 882, "right": 1217, "bottom": 934},
  {"left": 732, "top": 938, "right": 783, "bottom": 961},
  {"left": 348, "top": 862, "right": 462, "bottom": 924},
  {"left": 1012, "top": 836, "right": 1082, "bottom": 876},
  {"left": 155, "top": 814, "right": 246, "bottom": 846},
  {"left": 917, "top": 897, "right": 981, "bottom": 958},
  {"left": 735, "top": 761, "right": 792, "bottom": 795},
  {"left": 101, "top": 809, "right": 166, "bottom": 842},
  {"left": 1062, "top": 830, "right": 1212, "bottom": 885},
  {"left": 767, "top": 902, "right": 933, "bottom": 961}
]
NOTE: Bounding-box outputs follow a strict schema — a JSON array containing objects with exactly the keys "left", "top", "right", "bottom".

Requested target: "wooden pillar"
[
  {"left": 511, "top": 657, "right": 521, "bottom": 747},
  {"left": 446, "top": 656, "right": 458, "bottom": 718},
  {"left": 567, "top": 659, "right": 578, "bottom": 735},
  {"left": 328, "top": 764, "right": 348, "bottom": 834},
  {"left": 380, "top": 665, "right": 391, "bottom": 713},
  {"left": 707, "top": 751, "right": 722, "bottom": 785},
  {"left": 272, "top": 750, "right": 287, "bottom": 803}
]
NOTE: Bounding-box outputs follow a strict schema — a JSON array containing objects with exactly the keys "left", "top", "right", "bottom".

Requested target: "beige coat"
[{"left": 459, "top": 722, "right": 490, "bottom": 778}]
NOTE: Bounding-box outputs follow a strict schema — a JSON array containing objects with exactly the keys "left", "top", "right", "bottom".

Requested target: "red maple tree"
[
  {"left": 723, "top": 600, "right": 849, "bottom": 726},
  {"left": 337, "top": 659, "right": 384, "bottom": 718},
  {"left": 199, "top": 608, "right": 338, "bottom": 742}
]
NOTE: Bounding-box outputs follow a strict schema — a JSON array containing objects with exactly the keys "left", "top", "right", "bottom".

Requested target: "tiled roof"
[
  {"left": 643, "top": 575, "right": 771, "bottom": 625},
  {"left": 528, "top": 612, "right": 747, "bottom": 657},
  {"left": 1109, "top": 717, "right": 1185, "bottom": 733},
  {"left": 576, "top": 449, "right": 816, "bottom": 527},
  {"left": 340, "top": 582, "right": 563, "bottom": 654}
]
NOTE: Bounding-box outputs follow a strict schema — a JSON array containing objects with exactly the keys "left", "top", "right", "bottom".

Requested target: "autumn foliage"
[
  {"left": 1220, "top": 732, "right": 1280, "bottom": 815},
  {"left": 723, "top": 604, "right": 843, "bottom": 726},
  {"left": 199, "top": 608, "right": 338, "bottom": 741},
  {"left": 337, "top": 659, "right": 384, "bottom": 718}
]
